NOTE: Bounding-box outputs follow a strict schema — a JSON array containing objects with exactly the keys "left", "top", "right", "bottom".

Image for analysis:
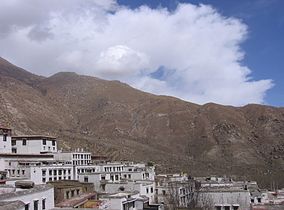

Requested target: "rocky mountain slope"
[{"left": 0, "top": 57, "right": 283, "bottom": 188}]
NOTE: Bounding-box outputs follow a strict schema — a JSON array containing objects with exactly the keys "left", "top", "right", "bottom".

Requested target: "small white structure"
[
  {"left": 99, "top": 191, "right": 144, "bottom": 210},
  {"left": 0, "top": 127, "right": 12, "bottom": 154},
  {"left": 0, "top": 184, "right": 55, "bottom": 210},
  {"left": 11, "top": 136, "right": 57, "bottom": 154}
]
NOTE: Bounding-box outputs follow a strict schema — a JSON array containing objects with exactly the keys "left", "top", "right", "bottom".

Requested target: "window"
[
  {"left": 42, "top": 170, "right": 46, "bottom": 176},
  {"left": 146, "top": 188, "right": 149, "bottom": 194},
  {"left": 3, "top": 134, "right": 7, "bottom": 141},
  {"left": 12, "top": 140, "right": 16, "bottom": 146},
  {"left": 52, "top": 140, "right": 56, "bottom": 146},
  {"left": 23, "top": 139, "right": 27, "bottom": 145},
  {"left": 151, "top": 187, "right": 153, "bottom": 193},
  {"left": 22, "top": 170, "right": 25, "bottom": 175},
  {"left": 42, "top": 199, "right": 46, "bottom": 210},
  {"left": 215, "top": 206, "right": 222, "bottom": 210},
  {"left": 128, "top": 174, "right": 131, "bottom": 179},
  {"left": 76, "top": 189, "right": 80, "bottom": 195},
  {"left": 257, "top": 197, "right": 261, "bottom": 203},
  {"left": 233, "top": 206, "right": 239, "bottom": 210},
  {"left": 66, "top": 191, "right": 70, "bottom": 199},
  {"left": 53, "top": 170, "right": 57, "bottom": 175},
  {"left": 71, "top": 190, "right": 75, "bottom": 197},
  {"left": 42, "top": 178, "right": 46, "bottom": 183},
  {"left": 25, "top": 203, "right": 29, "bottom": 210},
  {"left": 224, "top": 206, "right": 230, "bottom": 210},
  {"left": 49, "top": 170, "right": 52, "bottom": 176},
  {"left": 162, "top": 190, "right": 166, "bottom": 195},
  {"left": 42, "top": 139, "right": 46, "bottom": 145},
  {"left": 33, "top": 200, "right": 39, "bottom": 210}
]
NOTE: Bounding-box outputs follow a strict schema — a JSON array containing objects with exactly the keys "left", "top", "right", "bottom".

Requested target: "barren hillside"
[{"left": 0, "top": 57, "right": 283, "bottom": 188}]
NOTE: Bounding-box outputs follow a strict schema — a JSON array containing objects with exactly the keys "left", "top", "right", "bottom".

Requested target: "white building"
[
  {"left": 155, "top": 174, "right": 195, "bottom": 208},
  {"left": 78, "top": 161, "right": 157, "bottom": 204},
  {"left": 197, "top": 188, "right": 250, "bottom": 210},
  {"left": 53, "top": 150, "right": 91, "bottom": 166},
  {"left": 194, "top": 176, "right": 252, "bottom": 210},
  {"left": 11, "top": 136, "right": 57, "bottom": 154},
  {"left": 0, "top": 127, "right": 12, "bottom": 154},
  {"left": 0, "top": 153, "right": 54, "bottom": 175},
  {"left": 0, "top": 183, "right": 55, "bottom": 210}
]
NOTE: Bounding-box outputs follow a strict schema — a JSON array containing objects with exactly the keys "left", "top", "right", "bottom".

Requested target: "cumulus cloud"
[{"left": 0, "top": 0, "right": 273, "bottom": 106}]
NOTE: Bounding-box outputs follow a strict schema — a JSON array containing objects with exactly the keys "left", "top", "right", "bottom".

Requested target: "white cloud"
[
  {"left": 95, "top": 45, "right": 149, "bottom": 79},
  {"left": 0, "top": 0, "right": 273, "bottom": 106}
]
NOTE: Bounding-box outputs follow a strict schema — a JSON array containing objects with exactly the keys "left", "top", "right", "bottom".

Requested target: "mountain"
[{"left": 0, "top": 57, "right": 283, "bottom": 188}]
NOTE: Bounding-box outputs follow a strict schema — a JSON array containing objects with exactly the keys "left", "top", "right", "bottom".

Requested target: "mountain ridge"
[{"left": 0, "top": 57, "right": 283, "bottom": 188}]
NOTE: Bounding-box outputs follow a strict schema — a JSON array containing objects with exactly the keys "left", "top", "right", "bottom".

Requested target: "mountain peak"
[{"left": 0, "top": 57, "right": 44, "bottom": 86}]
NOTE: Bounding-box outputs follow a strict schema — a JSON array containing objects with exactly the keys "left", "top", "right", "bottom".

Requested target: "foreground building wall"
[{"left": 0, "top": 185, "right": 55, "bottom": 210}]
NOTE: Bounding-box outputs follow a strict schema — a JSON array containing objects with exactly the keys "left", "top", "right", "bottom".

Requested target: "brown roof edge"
[
  {"left": 12, "top": 135, "right": 57, "bottom": 140},
  {"left": 0, "top": 153, "right": 54, "bottom": 158},
  {"left": 0, "top": 126, "right": 12, "bottom": 131}
]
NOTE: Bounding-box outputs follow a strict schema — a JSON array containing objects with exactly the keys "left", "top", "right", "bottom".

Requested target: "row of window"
[
  {"left": 7, "top": 169, "right": 25, "bottom": 176},
  {"left": 145, "top": 187, "right": 154, "bottom": 194},
  {"left": 65, "top": 189, "right": 81, "bottom": 199},
  {"left": 215, "top": 206, "right": 239, "bottom": 210},
  {"left": 104, "top": 166, "right": 124, "bottom": 172},
  {"left": 11, "top": 139, "right": 56, "bottom": 146},
  {"left": 42, "top": 139, "right": 56, "bottom": 146},
  {"left": 25, "top": 198, "right": 46, "bottom": 210},
  {"left": 72, "top": 154, "right": 91, "bottom": 160},
  {"left": 42, "top": 146, "right": 56, "bottom": 151},
  {"left": 77, "top": 168, "right": 96, "bottom": 174},
  {"left": 42, "top": 169, "right": 72, "bottom": 176},
  {"left": 72, "top": 160, "right": 91, "bottom": 165},
  {"left": 42, "top": 175, "right": 72, "bottom": 183}
]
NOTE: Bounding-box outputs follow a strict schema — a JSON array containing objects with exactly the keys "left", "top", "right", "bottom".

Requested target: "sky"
[{"left": 0, "top": 0, "right": 283, "bottom": 107}]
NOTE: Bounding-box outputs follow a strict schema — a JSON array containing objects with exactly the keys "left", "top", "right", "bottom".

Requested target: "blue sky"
[
  {"left": 0, "top": 0, "right": 283, "bottom": 106},
  {"left": 118, "top": 0, "right": 284, "bottom": 107}
]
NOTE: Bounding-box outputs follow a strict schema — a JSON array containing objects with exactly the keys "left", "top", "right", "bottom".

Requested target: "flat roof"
[
  {"left": 12, "top": 135, "right": 56, "bottom": 140},
  {"left": 0, "top": 125, "right": 12, "bottom": 130},
  {"left": 101, "top": 191, "right": 139, "bottom": 199},
  {"left": 0, "top": 184, "right": 53, "bottom": 200},
  {"left": 0, "top": 200, "right": 25, "bottom": 210},
  {"left": 56, "top": 192, "right": 97, "bottom": 208}
]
